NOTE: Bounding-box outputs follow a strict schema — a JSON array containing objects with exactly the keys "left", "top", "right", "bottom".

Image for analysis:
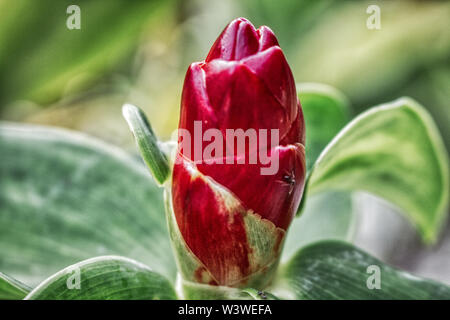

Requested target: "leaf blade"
[
  {"left": 0, "top": 122, "right": 176, "bottom": 286},
  {"left": 296, "top": 83, "right": 351, "bottom": 215},
  {"left": 25, "top": 256, "right": 177, "bottom": 300},
  {"left": 273, "top": 241, "right": 450, "bottom": 300},
  {"left": 0, "top": 272, "right": 31, "bottom": 300},
  {"left": 122, "top": 104, "right": 170, "bottom": 185},
  {"left": 298, "top": 82, "right": 351, "bottom": 170},
  {"left": 307, "top": 97, "right": 449, "bottom": 243}
]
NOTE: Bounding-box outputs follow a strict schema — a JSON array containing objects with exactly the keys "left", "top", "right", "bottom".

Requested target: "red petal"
[
  {"left": 206, "top": 18, "right": 259, "bottom": 62},
  {"left": 172, "top": 156, "right": 251, "bottom": 285},
  {"left": 179, "top": 62, "right": 215, "bottom": 129},
  {"left": 178, "top": 62, "right": 216, "bottom": 159},
  {"left": 197, "top": 143, "right": 306, "bottom": 230},
  {"left": 204, "top": 60, "right": 291, "bottom": 138},
  {"left": 242, "top": 46, "right": 297, "bottom": 124},
  {"left": 257, "top": 26, "right": 279, "bottom": 51},
  {"left": 280, "top": 101, "right": 305, "bottom": 146}
]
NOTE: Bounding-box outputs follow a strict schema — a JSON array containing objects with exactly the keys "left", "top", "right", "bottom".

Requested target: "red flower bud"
[{"left": 169, "top": 18, "right": 306, "bottom": 288}]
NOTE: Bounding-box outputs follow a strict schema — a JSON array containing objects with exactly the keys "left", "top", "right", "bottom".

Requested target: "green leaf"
[
  {"left": 0, "top": 271, "right": 31, "bottom": 300},
  {"left": 25, "top": 256, "right": 176, "bottom": 300},
  {"left": 296, "top": 83, "right": 351, "bottom": 215},
  {"left": 0, "top": 122, "right": 176, "bottom": 286},
  {"left": 122, "top": 104, "right": 170, "bottom": 185},
  {"left": 283, "top": 191, "right": 354, "bottom": 262},
  {"left": 297, "top": 82, "right": 351, "bottom": 170},
  {"left": 307, "top": 97, "right": 449, "bottom": 243},
  {"left": 272, "top": 241, "right": 450, "bottom": 300}
]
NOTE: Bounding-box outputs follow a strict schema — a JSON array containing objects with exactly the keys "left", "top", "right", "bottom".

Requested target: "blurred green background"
[
  {"left": 1, "top": 0, "right": 448, "bottom": 152},
  {"left": 0, "top": 0, "right": 449, "bottom": 282}
]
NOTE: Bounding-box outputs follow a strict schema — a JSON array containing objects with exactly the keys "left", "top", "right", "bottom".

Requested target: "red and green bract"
[{"left": 172, "top": 18, "right": 306, "bottom": 287}]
